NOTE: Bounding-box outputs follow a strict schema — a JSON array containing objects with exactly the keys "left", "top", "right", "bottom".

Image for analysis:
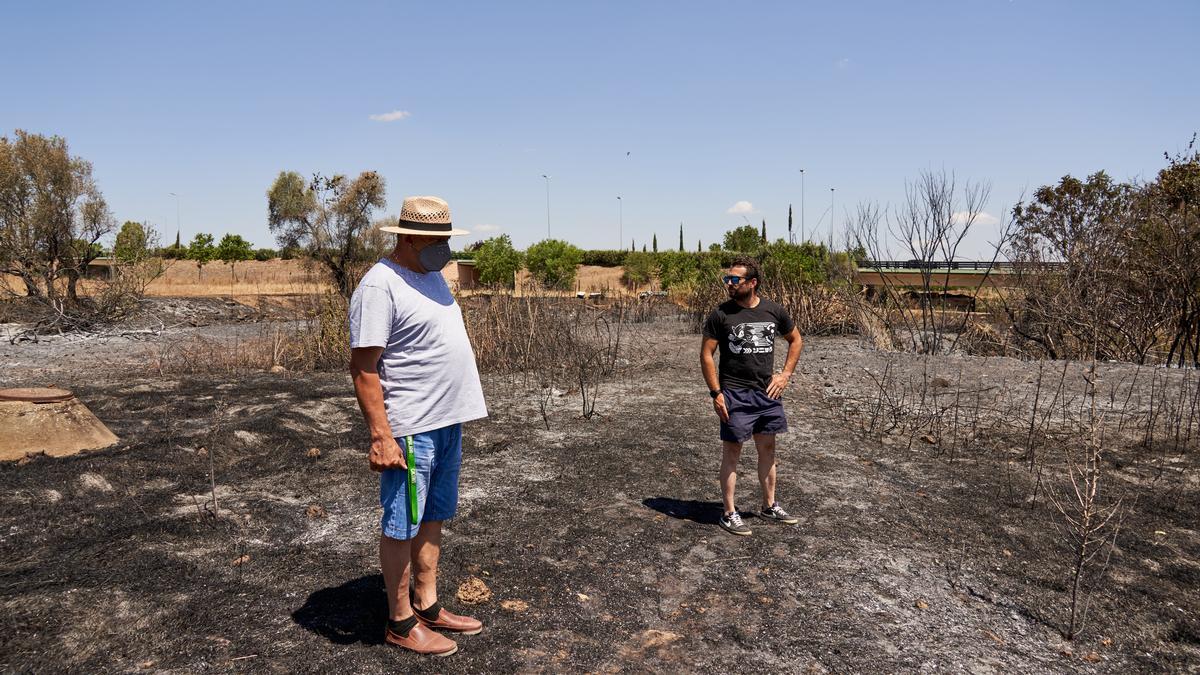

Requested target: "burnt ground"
[{"left": 0, "top": 307, "right": 1198, "bottom": 673}]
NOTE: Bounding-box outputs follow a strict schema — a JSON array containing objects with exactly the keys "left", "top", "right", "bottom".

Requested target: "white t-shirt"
[{"left": 349, "top": 258, "right": 488, "bottom": 437}]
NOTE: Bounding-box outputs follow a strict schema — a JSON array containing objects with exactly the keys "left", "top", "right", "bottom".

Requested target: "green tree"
[
  {"left": 187, "top": 232, "right": 216, "bottom": 280},
  {"left": 652, "top": 233, "right": 658, "bottom": 253},
  {"left": 525, "top": 238, "right": 582, "bottom": 289},
  {"left": 0, "top": 130, "right": 114, "bottom": 302},
  {"left": 621, "top": 251, "right": 655, "bottom": 286},
  {"left": 253, "top": 247, "right": 276, "bottom": 261},
  {"left": 761, "top": 219, "right": 767, "bottom": 242},
  {"left": 723, "top": 225, "right": 761, "bottom": 252},
  {"left": 678, "top": 223, "right": 684, "bottom": 252},
  {"left": 113, "top": 221, "right": 149, "bottom": 263},
  {"left": 657, "top": 250, "right": 699, "bottom": 290},
  {"left": 216, "top": 233, "right": 254, "bottom": 279},
  {"left": 759, "top": 240, "right": 827, "bottom": 286},
  {"left": 788, "top": 205, "right": 793, "bottom": 242},
  {"left": 267, "top": 170, "right": 387, "bottom": 296},
  {"left": 473, "top": 234, "right": 523, "bottom": 288}
]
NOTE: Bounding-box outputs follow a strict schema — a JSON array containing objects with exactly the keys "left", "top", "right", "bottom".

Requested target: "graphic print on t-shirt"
[{"left": 728, "top": 321, "right": 776, "bottom": 354}]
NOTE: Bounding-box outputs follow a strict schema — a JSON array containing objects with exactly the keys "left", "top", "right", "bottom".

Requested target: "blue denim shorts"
[
  {"left": 380, "top": 423, "right": 463, "bottom": 540},
  {"left": 719, "top": 388, "right": 788, "bottom": 442}
]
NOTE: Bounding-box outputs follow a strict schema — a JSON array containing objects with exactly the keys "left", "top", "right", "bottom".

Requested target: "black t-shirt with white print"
[{"left": 702, "top": 298, "right": 795, "bottom": 392}]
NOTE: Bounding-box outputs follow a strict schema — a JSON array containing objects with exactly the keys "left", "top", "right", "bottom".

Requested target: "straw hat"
[{"left": 380, "top": 195, "right": 470, "bottom": 236}]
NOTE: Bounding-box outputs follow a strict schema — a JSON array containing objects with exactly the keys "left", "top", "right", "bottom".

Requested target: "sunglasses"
[{"left": 722, "top": 275, "right": 745, "bottom": 285}]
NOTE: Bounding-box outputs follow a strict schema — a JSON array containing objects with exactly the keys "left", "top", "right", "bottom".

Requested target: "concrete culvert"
[{"left": 0, "top": 388, "right": 119, "bottom": 462}]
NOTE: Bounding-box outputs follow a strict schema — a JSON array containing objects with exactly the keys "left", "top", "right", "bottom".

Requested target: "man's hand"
[
  {"left": 713, "top": 393, "right": 730, "bottom": 423},
  {"left": 766, "top": 372, "right": 791, "bottom": 399},
  {"left": 368, "top": 436, "right": 406, "bottom": 472}
]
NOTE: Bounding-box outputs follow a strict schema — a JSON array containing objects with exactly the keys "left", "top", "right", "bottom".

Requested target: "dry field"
[
  {"left": 2, "top": 261, "right": 643, "bottom": 300},
  {"left": 1, "top": 259, "right": 325, "bottom": 298},
  {"left": 0, "top": 299, "right": 1197, "bottom": 673}
]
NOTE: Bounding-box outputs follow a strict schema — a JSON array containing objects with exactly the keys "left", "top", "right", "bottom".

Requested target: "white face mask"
[{"left": 416, "top": 239, "right": 453, "bottom": 272}]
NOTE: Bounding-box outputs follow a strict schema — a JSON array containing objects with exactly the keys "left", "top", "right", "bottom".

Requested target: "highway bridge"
[{"left": 853, "top": 260, "right": 1064, "bottom": 289}]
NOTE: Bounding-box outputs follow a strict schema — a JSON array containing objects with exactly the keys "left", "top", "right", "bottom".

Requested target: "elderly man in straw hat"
[{"left": 349, "top": 195, "right": 487, "bottom": 657}]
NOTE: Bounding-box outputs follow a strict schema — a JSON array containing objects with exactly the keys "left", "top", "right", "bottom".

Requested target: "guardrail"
[{"left": 856, "top": 260, "right": 1067, "bottom": 271}]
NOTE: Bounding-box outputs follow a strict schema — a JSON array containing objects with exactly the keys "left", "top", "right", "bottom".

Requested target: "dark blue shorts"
[{"left": 719, "top": 387, "right": 788, "bottom": 442}]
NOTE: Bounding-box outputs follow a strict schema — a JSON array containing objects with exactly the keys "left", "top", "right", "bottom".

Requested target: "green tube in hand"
[{"left": 405, "top": 436, "right": 418, "bottom": 525}]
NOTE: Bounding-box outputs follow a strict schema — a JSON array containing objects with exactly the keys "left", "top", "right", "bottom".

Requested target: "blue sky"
[{"left": 3, "top": 1, "right": 1197, "bottom": 257}]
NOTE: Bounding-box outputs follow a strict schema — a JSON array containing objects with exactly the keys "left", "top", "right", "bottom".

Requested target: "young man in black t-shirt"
[{"left": 700, "top": 257, "right": 803, "bottom": 536}]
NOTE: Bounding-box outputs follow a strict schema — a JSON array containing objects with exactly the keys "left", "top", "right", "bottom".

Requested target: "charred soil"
[{"left": 0, "top": 314, "right": 1197, "bottom": 673}]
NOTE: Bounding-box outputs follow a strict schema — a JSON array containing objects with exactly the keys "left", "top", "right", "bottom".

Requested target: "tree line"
[
  {"left": 1004, "top": 136, "right": 1200, "bottom": 367},
  {"left": 7, "top": 127, "right": 1198, "bottom": 366}
]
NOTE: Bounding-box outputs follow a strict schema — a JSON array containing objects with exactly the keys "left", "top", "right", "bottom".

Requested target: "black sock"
[
  {"left": 388, "top": 616, "right": 419, "bottom": 637},
  {"left": 414, "top": 602, "right": 442, "bottom": 622}
]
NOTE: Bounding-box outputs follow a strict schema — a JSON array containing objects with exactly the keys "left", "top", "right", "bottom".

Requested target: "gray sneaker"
[
  {"left": 719, "top": 510, "right": 752, "bottom": 536},
  {"left": 760, "top": 503, "right": 799, "bottom": 524}
]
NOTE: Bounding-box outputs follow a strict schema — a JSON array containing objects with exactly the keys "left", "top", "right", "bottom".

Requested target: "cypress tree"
[
  {"left": 761, "top": 219, "right": 767, "bottom": 242},
  {"left": 652, "top": 234, "right": 658, "bottom": 252},
  {"left": 788, "top": 204, "right": 793, "bottom": 240}
]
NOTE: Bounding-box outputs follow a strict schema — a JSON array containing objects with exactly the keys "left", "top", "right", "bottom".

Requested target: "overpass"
[{"left": 853, "top": 260, "right": 1064, "bottom": 289}]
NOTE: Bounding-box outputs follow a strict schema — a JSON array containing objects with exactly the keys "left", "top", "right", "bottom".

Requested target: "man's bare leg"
[
  {"left": 754, "top": 433, "right": 777, "bottom": 509},
  {"left": 720, "top": 440, "right": 743, "bottom": 514},
  {"left": 411, "top": 521, "right": 443, "bottom": 610},
  {"left": 380, "top": 534, "right": 413, "bottom": 621},
  {"left": 406, "top": 519, "right": 484, "bottom": 634}
]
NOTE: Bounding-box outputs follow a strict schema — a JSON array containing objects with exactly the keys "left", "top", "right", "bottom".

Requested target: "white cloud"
[
  {"left": 474, "top": 224, "right": 501, "bottom": 233},
  {"left": 369, "top": 110, "right": 412, "bottom": 122},
  {"left": 835, "top": 58, "right": 851, "bottom": 70},
  {"left": 951, "top": 211, "right": 1000, "bottom": 227},
  {"left": 726, "top": 201, "right": 757, "bottom": 215}
]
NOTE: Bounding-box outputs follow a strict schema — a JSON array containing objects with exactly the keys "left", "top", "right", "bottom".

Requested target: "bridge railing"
[{"left": 856, "top": 260, "right": 1066, "bottom": 272}]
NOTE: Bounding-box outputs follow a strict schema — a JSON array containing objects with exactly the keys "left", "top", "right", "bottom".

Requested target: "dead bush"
[{"left": 830, "top": 352, "right": 1197, "bottom": 640}]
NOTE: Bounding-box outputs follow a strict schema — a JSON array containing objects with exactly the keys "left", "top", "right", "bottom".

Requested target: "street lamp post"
[
  {"left": 169, "top": 192, "right": 181, "bottom": 244},
  {"left": 799, "top": 169, "right": 806, "bottom": 243},
  {"left": 829, "top": 187, "right": 836, "bottom": 248},
  {"left": 617, "top": 196, "right": 623, "bottom": 250},
  {"left": 541, "top": 174, "right": 552, "bottom": 238}
]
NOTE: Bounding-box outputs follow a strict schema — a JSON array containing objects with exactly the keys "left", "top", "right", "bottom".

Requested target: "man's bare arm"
[
  {"left": 350, "top": 346, "right": 405, "bottom": 471},
  {"left": 781, "top": 327, "right": 803, "bottom": 376},
  {"left": 700, "top": 336, "right": 721, "bottom": 393},
  {"left": 766, "top": 328, "right": 803, "bottom": 399},
  {"left": 701, "top": 336, "right": 729, "bottom": 422}
]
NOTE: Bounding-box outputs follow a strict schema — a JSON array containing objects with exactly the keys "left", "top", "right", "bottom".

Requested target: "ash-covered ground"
[{"left": 1, "top": 301, "right": 1197, "bottom": 673}]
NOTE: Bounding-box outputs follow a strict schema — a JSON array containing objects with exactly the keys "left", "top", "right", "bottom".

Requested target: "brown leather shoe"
[
  {"left": 384, "top": 621, "right": 458, "bottom": 656},
  {"left": 415, "top": 604, "right": 484, "bottom": 635}
]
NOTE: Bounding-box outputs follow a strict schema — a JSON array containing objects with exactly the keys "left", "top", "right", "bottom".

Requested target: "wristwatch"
[{"left": 709, "top": 390, "right": 720, "bottom": 399}]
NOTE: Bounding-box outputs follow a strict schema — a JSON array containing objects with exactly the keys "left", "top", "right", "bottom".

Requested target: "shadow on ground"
[
  {"left": 292, "top": 574, "right": 388, "bottom": 646},
  {"left": 642, "top": 497, "right": 722, "bottom": 525}
]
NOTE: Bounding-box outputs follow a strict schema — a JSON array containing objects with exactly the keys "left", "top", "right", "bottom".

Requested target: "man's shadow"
[
  {"left": 292, "top": 574, "right": 388, "bottom": 645},
  {"left": 642, "top": 497, "right": 723, "bottom": 525}
]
